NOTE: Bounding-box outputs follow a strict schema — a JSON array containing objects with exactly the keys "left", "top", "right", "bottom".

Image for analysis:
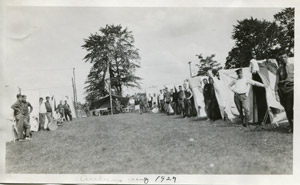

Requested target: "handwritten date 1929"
[{"left": 155, "top": 176, "right": 176, "bottom": 183}]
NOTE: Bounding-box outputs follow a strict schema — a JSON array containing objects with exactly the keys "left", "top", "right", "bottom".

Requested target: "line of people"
[{"left": 11, "top": 95, "right": 73, "bottom": 142}]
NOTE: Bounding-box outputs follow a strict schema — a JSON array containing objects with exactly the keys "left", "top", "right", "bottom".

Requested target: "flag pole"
[{"left": 108, "top": 63, "right": 113, "bottom": 115}]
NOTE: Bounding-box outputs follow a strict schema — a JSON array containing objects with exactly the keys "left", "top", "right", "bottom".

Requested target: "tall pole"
[
  {"left": 73, "top": 68, "right": 77, "bottom": 103},
  {"left": 72, "top": 78, "right": 76, "bottom": 103},
  {"left": 108, "top": 63, "right": 113, "bottom": 115},
  {"left": 188, "top": 61, "right": 192, "bottom": 78}
]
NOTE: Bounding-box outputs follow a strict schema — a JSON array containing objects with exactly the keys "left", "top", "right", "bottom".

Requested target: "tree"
[
  {"left": 196, "top": 54, "right": 222, "bottom": 76},
  {"left": 82, "top": 24, "right": 141, "bottom": 108},
  {"left": 225, "top": 18, "right": 282, "bottom": 69},
  {"left": 225, "top": 8, "right": 294, "bottom": 69},
  {"left": 274, "top": 8, "right": 294, "bottom": 56}
]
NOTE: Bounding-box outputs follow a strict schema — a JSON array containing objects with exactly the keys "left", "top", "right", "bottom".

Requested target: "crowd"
[
  {"left": 10, "top": 54, "right": 293, "bottom": 142},
  {"left": 127, "top": 82, "right": 208, "bottom": 118},
  {"left": 11, "top": 95, "right": 73, "bottom": 142},
  {"left": 125, "top": 53, "right": 293, "bottom": 133}
]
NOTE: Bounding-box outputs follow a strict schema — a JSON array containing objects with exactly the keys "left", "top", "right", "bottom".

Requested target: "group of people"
[
  {"left": 39, "top": 97, "right": 73, "bottom": 130},
  {"left": 11, "top": 95, "right": 73, "bottom": 142},
  {"left": 126, "top": 54, "right": 293, "bottom": 133},
  {"left": 128, "top": 83, "right": 200, "bottom": 118},
  {"left": 220, "top": 53, "right": 293, "bottom": 132}
]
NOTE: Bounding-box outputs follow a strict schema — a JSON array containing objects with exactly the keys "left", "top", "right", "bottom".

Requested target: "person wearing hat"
[
  {"left": 275, "top": 54, "right": 294, "bottom": 133},
  {"left": 229, "top": 68, "right": 265, "bottom": 127}
]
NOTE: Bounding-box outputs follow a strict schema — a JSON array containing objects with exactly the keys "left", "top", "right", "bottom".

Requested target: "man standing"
[
  {"left": 45, "top": 96, "right": 53, "bottom": 126},
  {"left": 64, "top": 100, "right": 73, "bottom": 121},
  {"left": 56, "top": 100, "right": 65, "bottom": 123},
  {"left": 139, "top": 95, "right": 147, "bottom": 114},
  {"left": 39, "top": 97, "right": 47, "bottom": 131},
  {"left": 164, "top": 87, "right": 172, "bottom": 114},
  {"left": 177, "top": 85, "right": 185, "bottom": 116},
  {"left": 275, "top": 54, "right": 294, "bottom": 133},
  {"left": 170, "top": 88, "right": 176, "bottom": 114},
  {"left": 158, "top": 89, "right": 165, "bottom": 113},
  {"left": 152, "top": 93, "right": 158, "bottom": 108},
  {"left": 11, "top": 94, "right": 26, "bottom": 141},
  {"left": 147, "top": 93, "right": 153, "bottom": 109},
  {"left": 203, "top": 78, "right": 212, "bottom": 121},
  {"left": 129, "top": 96, "right": 135, "bottom": 112},
  {"left": 21, "top": 95, "right": 33, "bottom": 140},
  {"left": 229, "top": 68, "right": 265, "bottom": 127},
  {"left": 209, "top": 77, "right": 222, "bottom": 121},
  {"left": 183, "top": 83, "right": 193, "bottom": 118}
]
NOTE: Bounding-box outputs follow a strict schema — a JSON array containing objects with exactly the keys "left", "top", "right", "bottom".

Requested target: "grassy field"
[{"left": 6, "top": 113, "right": 293, "bottom": 174}]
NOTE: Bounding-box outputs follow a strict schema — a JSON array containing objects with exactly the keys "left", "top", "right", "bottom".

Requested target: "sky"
[{"left": 4, "top": 6, "right": 283, "bottom": 102}]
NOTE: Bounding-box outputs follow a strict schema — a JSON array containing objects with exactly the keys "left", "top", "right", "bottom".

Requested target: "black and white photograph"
[{"left": 0, "top": 0, "right": 299, "bottom": 184}]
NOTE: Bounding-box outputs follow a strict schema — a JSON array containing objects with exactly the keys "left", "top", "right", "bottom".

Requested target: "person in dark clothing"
[
  {"left": 173, "top": 86, "right": 179, "bottom": 115},
  {"left": 170, "top": 88, "right": 177, "bottom": 115},
  {"left": 183, "top": 83, "right": 193, "bottom": 118},
  {"left": 147, "top": 94, "right": 153, "bottom": 109},
  {"left": 56, "top": 100, "right": 65, "bottom": 120},
  {"left": 139, "top": 95, "right": 146, "bottom": 114},
  {"left": 203, "top": 78, "right": 212, "bottom": 121},
  {"left": 21, "top": 95, "right": 33, "bottom": 140},
  {"left": 63, "top": 100, "right": 72, "bottom": 121},
  {"left": 209, "top": 78, "right": 222, "bottom": 121},
  {"left": 275, "top": 54, "right": 294, "bottom": 133},
  {"left": 177, "top": 85, "right": 185, "bottom": 116},
  {"left": 11, "top": 94, "right": 26, "bottom": 141},
  {"left": 45, "top": 96, "right": 53, "bottom": 124},
  {"left": 164, "top": 87, "right": 172, "bottom": 114}
]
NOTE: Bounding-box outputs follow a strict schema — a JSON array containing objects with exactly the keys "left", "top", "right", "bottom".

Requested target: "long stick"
[{"left": 108, "top": 63, "right": 113, "bottom": 115}]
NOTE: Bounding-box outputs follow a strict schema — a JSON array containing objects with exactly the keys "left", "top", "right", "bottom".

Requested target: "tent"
[
  {"left": 93, "top": 95, "right": 129, "bottom": 110},
  {"left": 210, "top": 58, "right": 291, "bottom": 124},
  {"left": 188, "top": 76, "right": 208, "bottom": 118}
]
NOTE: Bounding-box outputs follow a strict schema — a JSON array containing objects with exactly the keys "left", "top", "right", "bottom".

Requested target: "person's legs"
[
  {"left": 64, "top": 111, "right": 69, "bottom": 121},
  {"left": 278, "top": 87, "right": 293, "bottom": 130},
  {"left": 68, "top": 111, "right": 73, "bottom": 121},
  {"left": 205, "top": 100, "right": 211, "bottom": 119},
  {"left": 284, "top": 90, "right": 293, "bottom": 129},
  {"left": 181, "top": 100, "right": 186, "bottom": 117},
  {"left": 39, "top": 113, "right": 45, "bottom": 131},
  {"left": 15, "top": 114, "right": 24, "bottom": 140},
  {"left": 240, "top": 94, "right": 250, "bottom": 126},
  {"left": 234, "top": 94, "right": 244, "bottom": 122},
  {"left": 23, "top": 114, "right": 31, "bottom": 138}
]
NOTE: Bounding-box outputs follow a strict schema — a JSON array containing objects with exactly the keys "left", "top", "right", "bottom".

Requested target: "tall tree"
[
  {"left": 196, "top": 54, "right": 221, "bottom": 76},
  {"left": 82, "top": 24, "right": 141, "bottom": 107},
  {"left": 274, "top": 8, "right": 294, "bottom": 56},
  {"left": 225, "top": 8, "right": 294, "bottom": 69},
  {"left": 225, "top": 18, "right": 281, "bottom": 69}
]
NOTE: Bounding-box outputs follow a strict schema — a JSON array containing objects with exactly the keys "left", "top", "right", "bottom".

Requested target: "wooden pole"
[
  {"left": 72, "top": 78, "right": 76, "bottom": 103},
  {"left": 108, "top": 63, "right": 113, "bottom": 115},
  {"left": 73, "top": 68, "right": 78, "bottom": 103}
]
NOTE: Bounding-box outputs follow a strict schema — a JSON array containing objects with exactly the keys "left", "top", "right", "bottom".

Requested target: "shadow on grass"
[
  {"left": 190, "top": 117, "right": 207, "bottom": 121},
  {"left": 243, "top": 125, "right": 291, "bottom": 134}
]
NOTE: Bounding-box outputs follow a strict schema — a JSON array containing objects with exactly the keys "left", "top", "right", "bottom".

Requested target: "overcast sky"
[{"left": 4, "top": 7, "right": 283, "bottom": 102}]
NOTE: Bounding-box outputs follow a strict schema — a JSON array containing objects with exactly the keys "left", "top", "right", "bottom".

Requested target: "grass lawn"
[{"left": 6, "top": 113, "right": 293, "bottom": 174}]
